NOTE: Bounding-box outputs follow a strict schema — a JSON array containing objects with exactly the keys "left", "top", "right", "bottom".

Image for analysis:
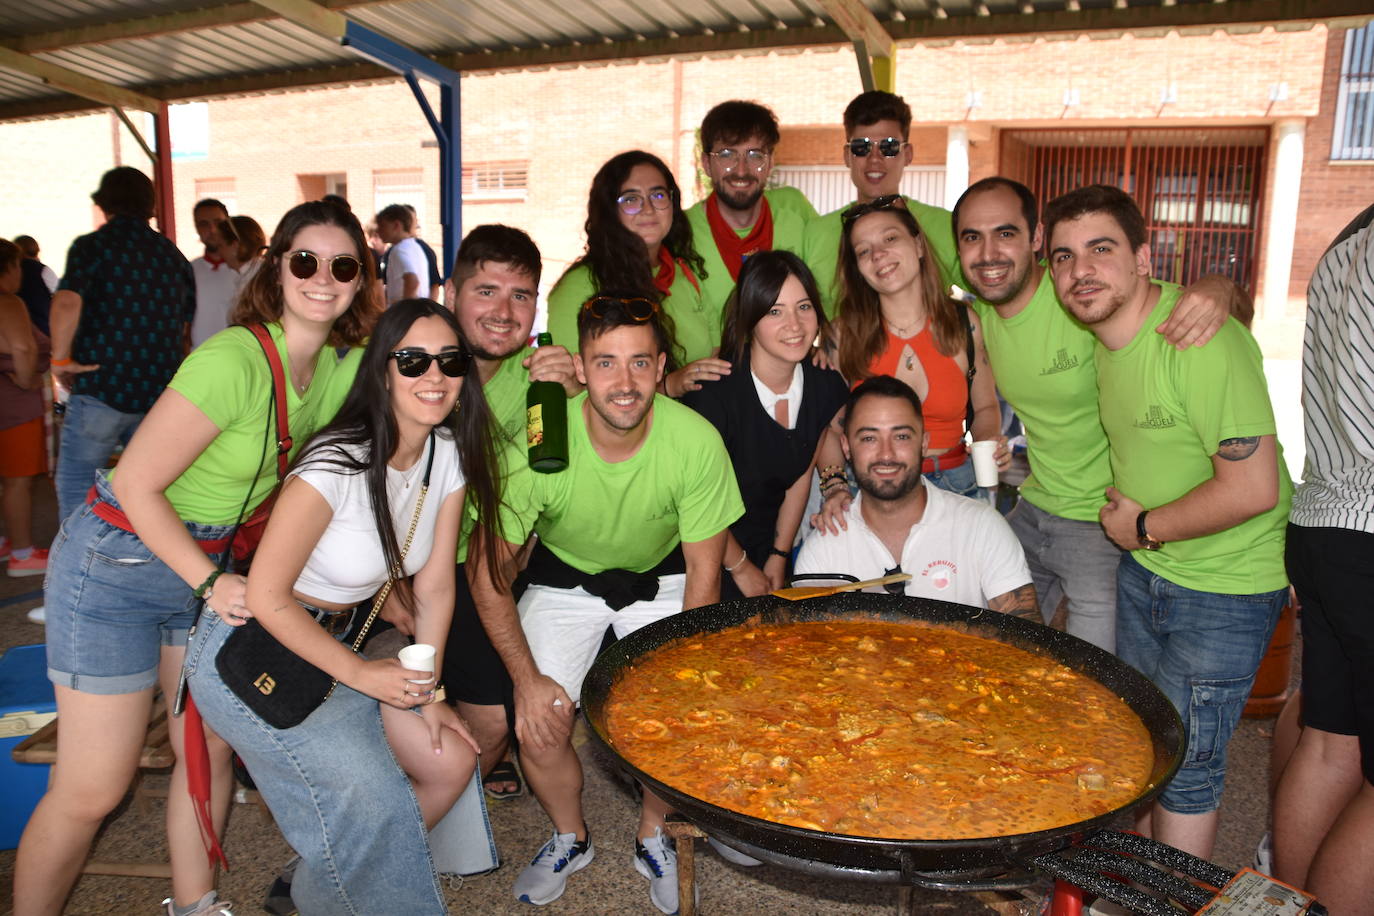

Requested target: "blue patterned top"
[{"left": 59, "top": 215, "right": 196, "bottom": 413}]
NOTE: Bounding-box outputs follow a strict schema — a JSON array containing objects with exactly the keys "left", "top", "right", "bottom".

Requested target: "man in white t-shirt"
[
  {"left": 189, "top": 198, "right": 243, "bottom": 347},
  {"left": 376, "top": 203, "right": 428, "bottom": 305},
  {"left": 796, "top": 375, "right": 1036, "bottom": 615}
]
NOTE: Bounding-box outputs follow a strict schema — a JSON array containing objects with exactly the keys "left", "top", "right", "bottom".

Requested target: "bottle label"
[{"left": 527, "top": 403, "right": 544, "bottom": 448}]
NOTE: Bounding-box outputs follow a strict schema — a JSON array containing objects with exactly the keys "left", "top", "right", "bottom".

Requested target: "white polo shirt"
[{"left": 795, "top": 480, "right": 1031, "bottom": 608}]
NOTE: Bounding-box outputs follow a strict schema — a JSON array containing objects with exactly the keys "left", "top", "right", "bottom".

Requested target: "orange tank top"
[{"left": 864, "top": 324, "right": 967, "bottom": 451}]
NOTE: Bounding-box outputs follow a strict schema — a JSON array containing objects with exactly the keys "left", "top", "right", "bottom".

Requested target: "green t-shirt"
[
  {"left": 545, "top": 262, "right": 715, "bottom": 366},
  {"left": 685, "top": 186, "right": 819, "bottom": 321},
  {"left": 1096, "top": 288, "right": 1292, "bottom": 594},
  {"left": 502, "top": 393, "right": 744, "bottom": 574},
  {"left": 157, "top": 323, "right": 362, "bottom": 524},
  {"left": 972, "top": 268, "right": 1110, "bottom": 522},
  {"left": 801, "top": 197, "right": 961, "bottom": 319}
]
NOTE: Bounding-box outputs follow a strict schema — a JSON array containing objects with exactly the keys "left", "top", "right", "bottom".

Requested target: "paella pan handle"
[
  {"left": 894, "top": 850, "right": 1036, "bottom": 893},
  {"left": 1028, "top": 830, "right": 1237, "bottom": 916}
]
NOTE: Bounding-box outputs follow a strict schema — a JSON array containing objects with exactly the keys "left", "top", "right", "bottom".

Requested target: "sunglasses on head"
[
  {"left": 287, "top": 249, "right": 362, "bottom": 284},
  {"left": 841, "top": 194, "right": 909, "bottom": 226},
  {"left": 581, "top": 295, "right": 659, "bottom": 322},
  {"left": 388, "top": 348, "right": 472, "bottom": 378},
  {"left": 846, "top": 137, "right": 906, "bottom": 158}
]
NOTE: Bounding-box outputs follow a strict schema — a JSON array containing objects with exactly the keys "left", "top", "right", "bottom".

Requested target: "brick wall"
[
  {"left": 0, "top": 24, "right": 1350, "bottom": 298},
  {"left": 1288, "top": 26, "right": 1374, "bottom": 299}
]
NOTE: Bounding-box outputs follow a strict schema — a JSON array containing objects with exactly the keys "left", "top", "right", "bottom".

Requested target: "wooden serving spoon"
[{"left": 771, "top": 572, "right": 912, "bottom": 601}]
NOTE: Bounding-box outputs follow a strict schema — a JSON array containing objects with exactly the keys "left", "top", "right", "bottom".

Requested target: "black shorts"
[
  {"left": 1286, "top": 523, "right": 1374, "bottom": 783},
  {"left": 442, "top": 563, "right": 515, "bottom": 708}
]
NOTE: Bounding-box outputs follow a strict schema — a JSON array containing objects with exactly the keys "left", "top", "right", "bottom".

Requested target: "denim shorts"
[
  {"left": 923, "top": 454, "right": 980, "bottom": 499},
  {"left": 44, "top": 474, "right": 233, "bottom": 695},
  {"left": 1116, "top": 553, "right": 1285, "bottom": 814}
]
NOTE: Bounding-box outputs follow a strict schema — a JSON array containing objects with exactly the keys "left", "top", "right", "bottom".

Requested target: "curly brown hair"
[{"left": 230, "top": 201, "right": 379, "bottom": 347}]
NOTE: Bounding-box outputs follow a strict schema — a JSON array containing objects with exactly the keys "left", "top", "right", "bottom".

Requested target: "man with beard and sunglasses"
[
  {"left": 468, "top": 294, "right": 742, "bottom": 914},
  {"left": 685, "top": 100, "right": 818, "bottom": 319},
  {"left": 950, "top": 177, "right": 1236, "bottom": 654},
  {"left": 796, "top": 375, "right": 1034, "bottom": 614},
  {"left": 802, "top": 90, "right": 962, "bottom": 318},
  {"left": 1043, "top": 184, "right": 1290, "bottom": 861}
]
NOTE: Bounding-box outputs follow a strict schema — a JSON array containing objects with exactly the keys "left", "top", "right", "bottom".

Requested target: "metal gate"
[{"left": 1001, "top": 128, "right": 1268, "bottom": 296}]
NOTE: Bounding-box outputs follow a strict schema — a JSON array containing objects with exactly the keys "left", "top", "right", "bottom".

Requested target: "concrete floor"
[{"left": 0, "top": 475, "right": 1293, "bottom": 915}]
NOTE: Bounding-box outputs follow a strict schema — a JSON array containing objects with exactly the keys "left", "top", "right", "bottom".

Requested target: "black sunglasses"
[
  {"left": 846, "top": 137, "right": 905, "bottom": 158},
  {"left": 288, "top": 249, "right": 362, "bottom": 284},
  {"left": 581, "top": 295, "right": 659, "bottom": 322},
  {"left": 388, "top": 348, "right": 472, "bottom": 378},
  {"left": 842, "top": 194, "right": 909, "bottom": 226}
]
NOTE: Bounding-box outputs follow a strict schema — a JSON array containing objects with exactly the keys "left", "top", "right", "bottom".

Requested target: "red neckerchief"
[
  {"left": 705, "top": 193, "right": 774, "bottom": 282},
  {"left": 652, "top": 247, "right": 701, "bottom": 297},
  {"left": 204, "top": 253, "right": 226, "bottom": 271}
]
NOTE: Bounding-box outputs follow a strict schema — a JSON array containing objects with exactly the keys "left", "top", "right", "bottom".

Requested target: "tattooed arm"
[
  {"left": 986, "top": 584, "right": 1040, "bottom": 621},
  {"left": 1099, "top": 434, "right": 1281, "bottom": 550}
]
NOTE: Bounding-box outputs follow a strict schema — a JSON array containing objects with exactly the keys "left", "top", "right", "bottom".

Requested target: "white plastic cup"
[
  {"left": 398, "top": 643, "right": 437, "bottom": 685},
  {"left": 970, "top": 440, "right": 1000, "bottom": 488}
]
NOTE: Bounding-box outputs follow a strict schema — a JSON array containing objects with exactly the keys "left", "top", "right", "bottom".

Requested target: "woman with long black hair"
[
  {"left": 185, "top": 299, "right": 501, "bottom": 914},
  {"left": 545, "top": 149, "right": 731, "bottom": 397}
]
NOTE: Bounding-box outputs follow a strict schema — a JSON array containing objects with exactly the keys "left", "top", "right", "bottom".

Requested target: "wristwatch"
[{"left": 1136, "top": 511, "right": 1163, "bottom": 551}]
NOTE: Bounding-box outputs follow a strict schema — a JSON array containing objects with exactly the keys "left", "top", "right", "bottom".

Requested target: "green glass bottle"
[{"left": 526, "top": 332, "right": 568, "bottom": 473}]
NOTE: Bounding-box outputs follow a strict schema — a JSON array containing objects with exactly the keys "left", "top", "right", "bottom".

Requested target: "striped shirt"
[{"left": 1290, "top": 202, "right": 1374, "bottom": 532}]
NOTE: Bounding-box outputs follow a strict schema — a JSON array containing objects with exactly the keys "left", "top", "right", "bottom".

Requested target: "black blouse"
[{"left": 682, "top": 355, "right": 849, "bottom": 565}]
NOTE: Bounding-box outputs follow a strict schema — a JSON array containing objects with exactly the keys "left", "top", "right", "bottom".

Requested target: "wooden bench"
[{"left": 12, "top": 697, "right": 269, "bottom": 879}]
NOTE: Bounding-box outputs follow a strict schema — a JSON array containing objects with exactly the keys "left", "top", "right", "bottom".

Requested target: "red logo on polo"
[{"left": 923, "top": 560, "right": 957, "bottom": 590}]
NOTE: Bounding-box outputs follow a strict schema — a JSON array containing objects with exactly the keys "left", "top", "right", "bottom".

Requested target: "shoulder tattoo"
[{"left": 1217, "top": 437, "right": 1260, "bottom": 461}]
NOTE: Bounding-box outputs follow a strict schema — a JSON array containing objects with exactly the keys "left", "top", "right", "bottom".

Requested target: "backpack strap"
[
  {"left": 246, "top": 323, "right": 292, "bottom": 480},
  {"left": 959, "top": 304, "right": 977, "bottom": 433}
]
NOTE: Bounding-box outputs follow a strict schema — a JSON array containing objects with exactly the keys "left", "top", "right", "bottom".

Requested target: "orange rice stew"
[{"left": 605, "top": 619, "right": 1154, "bottom": 839}]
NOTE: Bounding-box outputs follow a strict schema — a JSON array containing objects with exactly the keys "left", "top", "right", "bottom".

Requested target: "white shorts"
[{"left": 517, "top": 574, "right": 686, "bottom": 704}]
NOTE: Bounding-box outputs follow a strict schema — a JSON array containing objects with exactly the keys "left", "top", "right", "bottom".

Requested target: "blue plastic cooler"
[{"left": 0, "top": 644, "right": 56, "bottom": 849}]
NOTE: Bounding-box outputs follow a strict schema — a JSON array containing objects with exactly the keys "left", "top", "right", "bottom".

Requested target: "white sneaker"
[
  {"left": 1254, "top": 830, "right": 1274, "bottom": 874},
  {"left": 707, "top": 835, "right": 762, "bottom": 867},
  {"left": 162, "top": 891, "right": 235, "bottom": 915},
  {"left": 634, "top": 827, "right": 681, "bottom": 915},
  {"left": 513, "top": 829, "right": 594, "bottom": 906},
  {"left": 26, "top": 606, "right": 45, "bottom": 624}
]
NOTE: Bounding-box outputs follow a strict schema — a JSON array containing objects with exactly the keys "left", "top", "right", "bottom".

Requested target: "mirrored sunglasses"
[
  {"left": 288, "top": 250, "right": 362, "bottom": 283},
  {"left": 581, "top": 295, "right": 659, "bottom": 322},
  {"left": 388, "top": 348, "right": 472, "bottom": 378},
  {"left": 846, "top": 137, "right": 905, "bottom": 158}
]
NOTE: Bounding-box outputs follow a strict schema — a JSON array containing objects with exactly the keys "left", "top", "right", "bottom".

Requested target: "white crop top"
[{"left": 289, "top": 430, "right": 465, "bottom": 604}]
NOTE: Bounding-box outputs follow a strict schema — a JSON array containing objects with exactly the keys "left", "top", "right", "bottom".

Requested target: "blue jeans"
[
  {"left": 55, "top": 394, "right": 143, "bottom": 523},
  {"left": 923, "top": 455, "right": 980, "bottom": 499},
  {"left": 1007, "top": 499, "right": 1122, "bottom": 653},
  {"left": 185, "top": 614, "right": 446, "bottom": 915},
  {"left": 1116, "top": 554, "right": 1285, "bottom": 814},
  {"left": 44, "top": 474, "right": 234, "bottom": 694}
]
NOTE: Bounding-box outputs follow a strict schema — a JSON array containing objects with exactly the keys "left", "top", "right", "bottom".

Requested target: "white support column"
[
  {"left": 1262, "top": 119, "right": 1305, "bottom": 322},
  {"left": 944, "top": 126, "right": 970, "bottom": 211}
]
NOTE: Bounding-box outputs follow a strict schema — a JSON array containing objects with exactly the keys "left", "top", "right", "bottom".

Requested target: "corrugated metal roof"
[{"left": 0, "top": 0, "right": 1369, "bottom": 121}]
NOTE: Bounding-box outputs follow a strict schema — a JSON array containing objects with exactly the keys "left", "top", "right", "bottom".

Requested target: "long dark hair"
[
  {"left": 720, "top": 251, "right": 829, "bottom": 365},
  {"left": 291, "top": 299, "right": 501, "bottom": 606},
  {"left": 568, "top": 150, "right": 706, "bottom": 300},
  {"left": 231, "top": 200, "right": 379, "bottom": 348},
  {"left": 836, "top": 204, "right": 962, "bottom": 383}
]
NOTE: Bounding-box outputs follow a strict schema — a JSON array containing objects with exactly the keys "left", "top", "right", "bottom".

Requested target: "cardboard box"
[{"left": 0, "top": 644, "right": 56, "bottom": 850}]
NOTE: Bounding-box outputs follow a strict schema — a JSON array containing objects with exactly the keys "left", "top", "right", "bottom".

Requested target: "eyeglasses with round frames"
[
  {"left": 616, "top": 189, "right": 673, "bottom": 216},
  {"left": 287, "top": 250, "right": 362, "bottom": 283},
  {"left": 708, "top": 148, "right": 770, "bottom": 174},
  {"left": 581, "top": 295, "right": 659, "bottom": 322},
  {"left": 388, "top": 347, "right": 472, "bottom": 378},
  {"left": 845, "top": 137, "right": 907, "bottom": 159}
]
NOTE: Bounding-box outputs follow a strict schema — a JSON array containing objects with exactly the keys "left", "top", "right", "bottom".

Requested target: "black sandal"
[{"left": 482, "top": 759, "right": 524, "bottom": 799}]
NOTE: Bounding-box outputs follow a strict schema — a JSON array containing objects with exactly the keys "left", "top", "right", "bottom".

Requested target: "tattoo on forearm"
[
  {"left": 987, "top": 584, "right": 1040, "bottom": 620},
  {"left": 1217, "top": 437, "right": 1260, "bottom": 461}
]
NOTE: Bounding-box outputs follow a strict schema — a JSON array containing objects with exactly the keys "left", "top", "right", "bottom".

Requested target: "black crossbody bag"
[{"left": 215, "top": 432, "right": 435, "bottom": 730}]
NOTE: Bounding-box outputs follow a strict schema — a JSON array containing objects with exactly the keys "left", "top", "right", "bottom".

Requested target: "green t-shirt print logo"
[
  {"left": 1134, "top": 405, "right": 1177, "bottom": 430},
  {"left": 1039, "top": 347, "right": 1080, "bottom": 376}
]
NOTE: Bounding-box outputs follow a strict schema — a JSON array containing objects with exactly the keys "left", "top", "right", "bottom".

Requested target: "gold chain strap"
[{"left": 348, "top": 478, "right": 429, "bottom": 653}]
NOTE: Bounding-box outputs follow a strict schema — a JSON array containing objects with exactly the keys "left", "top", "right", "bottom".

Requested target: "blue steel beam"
[{"left": 342, "top": 19, "right": 461, "bottom": 279}]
